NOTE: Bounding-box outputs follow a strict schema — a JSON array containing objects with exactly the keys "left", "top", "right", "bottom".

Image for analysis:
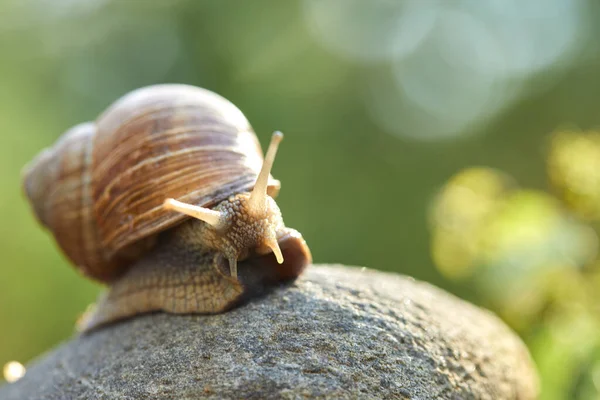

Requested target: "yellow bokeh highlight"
[
  {"left": 478, "top": 191, "right": 564, "bottom": 265},
  {"left": 429, "top": 130, "right": 600, "bottom": 399},
  {"left": 548, "top": 129, "right": 600, "bottom": 220},
  {"left": 430, "top": 167, "right": 513, "bottom": 278},
  {"left": 3, "top": 361, "right": 26, "bottom": 383},
  {"left": 430, "top": 167, "right": 598, "bottom": 283}
]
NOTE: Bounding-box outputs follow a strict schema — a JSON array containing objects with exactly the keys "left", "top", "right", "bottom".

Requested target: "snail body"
[{"left": 23, "top": 84, "right": 311, "bottom": 331}]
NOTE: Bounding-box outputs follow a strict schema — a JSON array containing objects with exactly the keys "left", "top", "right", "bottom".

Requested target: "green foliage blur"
[{"left": 1, "top": 1, "right": 600, "bottom": 398}]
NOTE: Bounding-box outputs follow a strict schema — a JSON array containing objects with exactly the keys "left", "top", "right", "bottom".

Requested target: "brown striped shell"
[{"left": 23, "top": 84, "right": 280, "bottom": 282}]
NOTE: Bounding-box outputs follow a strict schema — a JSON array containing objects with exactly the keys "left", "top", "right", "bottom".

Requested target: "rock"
[{"left": 0, "top": 265, "right": 538, "bottom": 399}]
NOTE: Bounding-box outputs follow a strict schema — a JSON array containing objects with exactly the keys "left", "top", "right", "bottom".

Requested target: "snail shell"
[
  {"left": 23, "top": 84, "right": 311, "bottom": 330},
  {"left": 24, "top": 85, "right": 281, "bottom": 281}
]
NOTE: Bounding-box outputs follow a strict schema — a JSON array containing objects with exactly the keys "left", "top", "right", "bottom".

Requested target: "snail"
[{"left": 22, "top": 84, "right": 311, "bottom": 331}]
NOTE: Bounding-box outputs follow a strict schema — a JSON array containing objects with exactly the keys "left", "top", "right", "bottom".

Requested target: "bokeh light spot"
[
  {"left": 548, "top": 129, "right": 600, "bottom": 220},
  {"left": 303, "top": 0, "right": 438, "bottom": 63},
  {"left": 305, "top": 0, "right": 589, "bottom": 140},
  {"left": 430, "top": 169, "right": 598, "bottom": 285},
  {"left": 429, "top": 167, "right": 513, "bottom": 278},
  {"left": 3, "top": 361, "right": 26, "bottom": 383}
]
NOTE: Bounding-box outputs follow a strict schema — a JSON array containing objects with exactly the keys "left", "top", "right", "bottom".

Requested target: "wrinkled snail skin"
[
  {"left": 80, "top": 220, "right": 310, "bottom": 331},
  {"left": 81, "top": 221, "right": 310, "bottom": 331},
  {"left": 22, "top": 84, "right": 311, "bottom": 331}
]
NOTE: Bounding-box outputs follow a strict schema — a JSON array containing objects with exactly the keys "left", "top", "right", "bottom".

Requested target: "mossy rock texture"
[{"left": 0, "top": 265, "right": 538, "bottom": 399}]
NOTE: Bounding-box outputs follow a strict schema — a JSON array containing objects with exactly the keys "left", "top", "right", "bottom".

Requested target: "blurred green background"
[{"left": 2, "top": 0, "right": 600, "bottom": 398}]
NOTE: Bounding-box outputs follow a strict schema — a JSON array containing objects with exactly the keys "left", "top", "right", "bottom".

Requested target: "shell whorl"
[
  {"left": 23, "top": 84, "right": 280, "bottom": 282},
  {"left": 22, "top": 122, "right": 108, "bottom": 278}
]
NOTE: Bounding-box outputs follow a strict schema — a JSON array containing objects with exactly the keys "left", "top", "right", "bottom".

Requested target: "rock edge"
[{"left": 0, "top": 265, "right": 539, "bottom": 399}]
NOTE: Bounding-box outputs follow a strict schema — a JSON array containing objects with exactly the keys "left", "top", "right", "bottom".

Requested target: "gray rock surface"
[{"left": 0, "top": 265, "right": 538, "bottom": 399}]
